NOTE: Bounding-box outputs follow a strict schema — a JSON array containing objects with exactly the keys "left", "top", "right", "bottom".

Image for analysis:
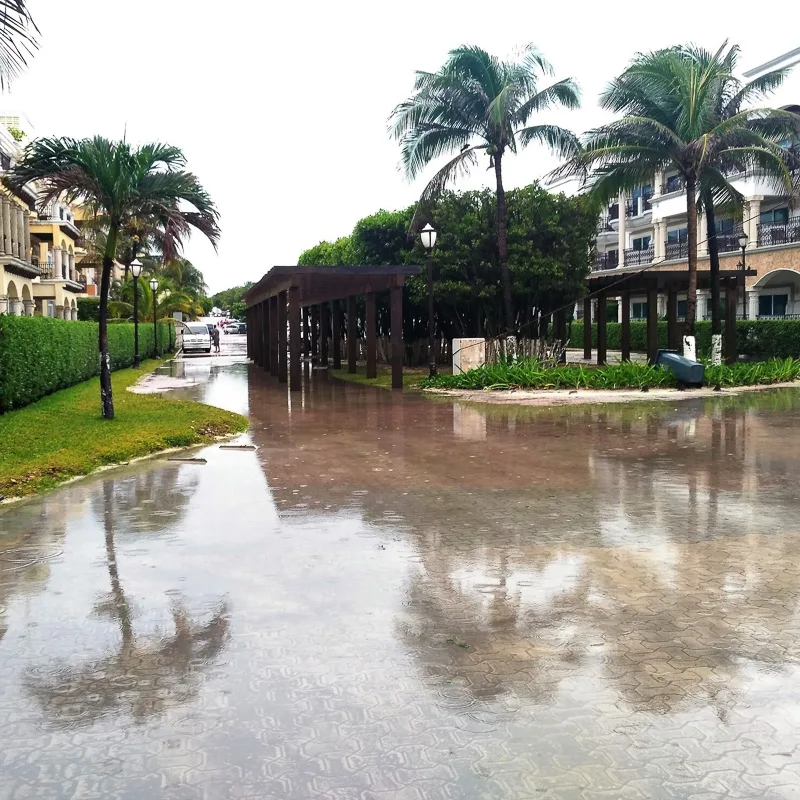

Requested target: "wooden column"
[
  {"left": 647, "top": 285, "right": 659, "bottom": 364},
  {"left": 277, "top": 291, "right": 288, "bottom": 383},
  {"left": 390, "top": 282, "right": 404, "bottom": 390},
  {"left": 347, "top": 295, "right": 357, "bottom": 374},
  {"left": 667, "top": 287, "right": 679, "bottom": 350},
  {"left": 246, "top": 307, "right": 253, "bottom": 360},
  {"left": 303, "top": 308, "right": 310, "bottom": 358},
  {"left": 289, "top": 286, "right": 301, "bottom": 391},
  {"left": 311, "top": 305, "right": 319, "bottom": 365},
  {"left": 269, "top": 295, "right": 279, "bottom": 377},
  {"left": 621, "top": 292, "right": 631, "bottom": 362},
  {"left": 365, "top": 292, "right": 377, "bottom": 379},
  {"left": 262, "top": 299, "right": 271, "bottom": 372},
  {"left": 332, "top": 300, "right": 342, "bottom": 369},
  {"left": 320, "top": 302, "right": 330, "bottom": 366},
  {"left": 597, "top": 292, "right": 607, "bottom": 366},
  {"left": 554, "top": 308, "right": 567, "bottom": 364},
  {"left": 725, "top": 279, "right": 738, "bottom": 365},
  {"left": 583, "top": 296, "right": 592, "bottom": 360}
]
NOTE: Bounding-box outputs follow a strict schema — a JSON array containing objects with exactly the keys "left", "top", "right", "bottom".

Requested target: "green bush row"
[
  {"left": 421, "top": 357, "right": 800, "bottom": 391},
  {"left": 0, "top": 316, "right": 174, "bottom": 412},
  {"left": 77, "top": 297, "right": 100, "bottom": 322},
  {"left": 566, "top": 319, "right": 800, "bottom": 359}
]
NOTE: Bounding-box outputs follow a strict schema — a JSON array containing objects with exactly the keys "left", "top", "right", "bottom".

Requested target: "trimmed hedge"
[
  {"left": 567, "top": 319, "right": 800, "bottom": 360},
  {"left": 0, "top": 316, "right": 174, "bottom": 412}
]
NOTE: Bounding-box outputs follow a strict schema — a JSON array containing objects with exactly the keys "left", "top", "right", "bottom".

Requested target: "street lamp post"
[
  {"left": 738, "top": 232, "right": 749, "bottom": 320},
  {"left": 420, "top": 223, "right": 438, "bottom": 378},
  {"left": 130, "top": 259, "right": 143, "bottom": 368},
  {"left": 150, "top": 278, "right": 159, "bottom": 356}
]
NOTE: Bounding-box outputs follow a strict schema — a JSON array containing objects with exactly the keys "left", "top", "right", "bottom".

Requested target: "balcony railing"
[
  {"left": 757, "top": 313, "right": 800, "bottom": 320},
  {"left": 625, "top": 194, "right": 653, "bottom": 217},
  {"left": 593, "top": 252, "right": 619, "bottom": 271},
  {"left": 714, "top": 225, "right": 745, "bottom": 253},
  {"left": 665, "top": 240, "right": 689, "bottom": 260},
  {"left": 757, "top": 219, "right": 800, "bottom": 247},
  {"left": 624, "top": 246, "right": 654, "bottom": 266},
  {"left": 661, "top": 177, "right": 685, "bottom": 195}
]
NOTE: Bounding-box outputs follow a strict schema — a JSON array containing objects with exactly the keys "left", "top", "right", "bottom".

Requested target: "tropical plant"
[
  {"left": 389, "top": 44, "right": 580, "bottom": 336},
  {"left": 109, "top": 274, "right": 204, "bottom": 322},
  {"left": 8, "top": 138, "right": 219, "bottom": 419},
  {"left": 561, "top": 43, "right": 800, "bottom": 348},
  {"left": 0, "top": 1, "right": 37, "bottom": 89}
]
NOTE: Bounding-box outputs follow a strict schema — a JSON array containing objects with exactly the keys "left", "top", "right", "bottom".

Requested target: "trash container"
[{"left": 655, "top": 349, "right": 705, "bottom": 387}]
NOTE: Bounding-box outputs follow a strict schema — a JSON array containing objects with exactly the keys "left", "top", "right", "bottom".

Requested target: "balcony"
[
  {"left": 593, "top": 252, "right": 618, "bottom": 271},
  {"left": 35, "top": 204, "right": 81, "bottom": 237},
  {"left": 625, "top": 193, "right": 653, "bottom": 217},
  {"left": 624, "top": 246, "right": 654, "bottom": 266},
  {"left": 757, "top": 219, "right": 800, "bottom": 247},
  {"left": 661, "top": 176, "right": 685, "bottom": 195},
  {"left": 714, "top": 225, "right": 745, "bottom": 253},
  {"left": 665, "top": 240, "right": 689, "bottom": 260},
  {"left": 608, "top": 202, "right": 620, "bottom": 221}
]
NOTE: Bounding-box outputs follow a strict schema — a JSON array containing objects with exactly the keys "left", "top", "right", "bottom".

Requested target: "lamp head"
[
  {"left": 420, "top": 223, "right": 437, "bottom": 251},
  {"left": 130, "top": 258, "right": 142, "bottom": 278},
  {"left": 149, "top": 278, "right": 158, "bottom": 291}
]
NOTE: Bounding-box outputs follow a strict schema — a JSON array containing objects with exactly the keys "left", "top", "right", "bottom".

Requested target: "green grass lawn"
[
  {"left": 0, "top": 359, "right": 248, "bottom": 499},
  {"left": 330, "top": 365, "right": 444, "bottom": 390}
]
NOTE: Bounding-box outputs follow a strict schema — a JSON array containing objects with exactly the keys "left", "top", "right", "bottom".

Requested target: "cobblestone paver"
[{"left": 2, "top": 370, "right": 800, "bottom": 798}]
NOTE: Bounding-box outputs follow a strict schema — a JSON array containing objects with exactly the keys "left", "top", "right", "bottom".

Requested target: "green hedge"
[
  {"left": 567, "top": 319, "right": 800, "bottom": 359},
  {"left": 77, "top": 297, "right": 100, "bottom": 322},
  {"left": 0, "top": 316, "right": 174, "bottom": 412}
]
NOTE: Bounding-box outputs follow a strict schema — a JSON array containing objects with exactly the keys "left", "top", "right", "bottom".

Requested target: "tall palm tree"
[
  {"left": 562, "top": 44, "right": 799, "bottom": 353},
  {"left": 0, "top": 1, "right": 37, "bottom": 88},
  {"left": 390, "top": 44, "right": 579, "bottom": 335},
  {"left": 8, "top": 138, "right": 219, "bottom": 419}
]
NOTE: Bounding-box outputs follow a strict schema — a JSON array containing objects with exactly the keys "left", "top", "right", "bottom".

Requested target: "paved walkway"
[{"left": 2, "top": 358, "right": 800, "bottom": 798}]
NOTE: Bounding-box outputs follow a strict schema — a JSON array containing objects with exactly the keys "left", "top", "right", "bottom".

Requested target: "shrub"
[
  {"left": 567, "top": 319, "right": 800, "bottom": 359},
  {"left": 77, "top": 297, "right": 100, "bottom": 322},
  {"left": 0, "top": 317, "right": 174, "bottom": 412}
]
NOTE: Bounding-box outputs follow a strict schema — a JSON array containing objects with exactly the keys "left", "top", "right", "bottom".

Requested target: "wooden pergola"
[
  {"left": 243, "top": 265, "right": 421, "bottom": 391},
  {"left": 585, "top": 268, "right": 755, "bottom": 365}
]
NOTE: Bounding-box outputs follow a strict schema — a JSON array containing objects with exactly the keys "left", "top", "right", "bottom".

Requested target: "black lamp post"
[
  {"left": 150, "top": 277, "right": 159, "bottom": 356},
  {"left": 420, "top": 223, "right": 438, "bottom": 378},
  {"left": 738, "top": 232, "right": 749, "bottom": 320},
  {"left": 130, "top": 258, "right": 142, "bottom": 368}
]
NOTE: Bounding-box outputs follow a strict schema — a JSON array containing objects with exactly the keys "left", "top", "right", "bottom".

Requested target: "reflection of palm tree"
[{"left": 25, "top": 480, "right": 230, "bottom": 728}]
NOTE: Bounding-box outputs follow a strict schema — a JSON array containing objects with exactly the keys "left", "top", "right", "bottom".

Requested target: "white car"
[{"left": 182, "top": 322, "right": 212, "bottom": 353}]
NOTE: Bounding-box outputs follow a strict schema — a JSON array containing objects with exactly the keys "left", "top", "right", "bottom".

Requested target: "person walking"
[{"left": 211, "top": 324, "right": 220, "bottom": 354}]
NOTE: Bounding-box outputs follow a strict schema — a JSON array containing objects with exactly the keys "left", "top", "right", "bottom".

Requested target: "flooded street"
[{"left": 3, "top": 355, "right": 800, "bottom": 799}]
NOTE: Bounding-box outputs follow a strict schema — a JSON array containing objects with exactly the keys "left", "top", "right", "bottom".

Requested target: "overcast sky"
[{"left": 7, "top": 1, "right": 800, "bottom": 293}]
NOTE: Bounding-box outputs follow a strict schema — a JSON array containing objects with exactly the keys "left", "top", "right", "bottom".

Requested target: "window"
[
  {"left": 716, "top": 219, "right": 736, "bottom": 234},
  {"left": 667, "top": 228, "right": 688, "bottom": 244},
  {"left": 186, "top": 323, "right": 209, "bottom": 335},
  {"left": 665, "top": 174, "right": 683, "bottom": 193},
  {"left": 760, "top": 208, "right": 789, "bottom": 226},
  {"left": 632, "top": 236, "right": 652, "bottom": 250},
  {"left": 632, "top": 301, "right": 648, "bottom": 320},
  {"left": 58, "top": 207, "right": 64, "bottom": 220},
  {"left": 705, "top": 297, "right": 727, "bottom": 318},
  {"left": 677, "top": 300, "right": 687, "bottom": 319},
  {"left": 758, "top": 294, "right": 789, "bottom": 317}
]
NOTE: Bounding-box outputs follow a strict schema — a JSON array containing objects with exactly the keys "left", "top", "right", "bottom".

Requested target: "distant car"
[
  {"left": 224, "top": 322, "right": 244, "bottom": 334},
  {"left": 238, "top": 323, "right": 247, "bottom": 334},
  {"left": 182, "top": 322, "right": 212, "bottom": 353}
]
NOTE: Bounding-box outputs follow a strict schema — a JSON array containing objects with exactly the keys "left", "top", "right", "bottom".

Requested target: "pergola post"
[
  {"left": 254, "top": 304, "right": 263, "bottom": 366},
  {"left": 620, "top": 292, "right": 631, "bottom": 362},
  {"left": 583, "top": 296, "right": 592, "bottom": 360},
  {"left": 311, "top": 305, "right": 319, "bottom": 365},
  {"left": 303, "top": 307, "right": 310, "bottom": 358},
  {"left": 277, "top": 290, "right": 288, "bottom": 383},
  {"left": 597, "top": 292, "right": 607, "bottom": 366},
  {"left": 365, "top": 291, "right": 377, "bottom": 379},
  {"left": 725, "top": 279, "right": 738, "bottom": 365},
  {"left": 246, "top": 307, "right": 253, "bottom": 359},
  {"left": 320, "top": 302, "right": 330, "bottom": 366},
  {"left": 347, "top": 295, "right": 357, "bottom": 374},
  {"left": 269, "top": 295, "right": 279, "bottom": 377},
  {"left": 262, "top": 299, "right": 271, "bottom": 372},
  {"left": 332, "top": 300, "right": 342, "bottom": 369},
  {"left": 667, "top": 287, "right": 679, "bottom": 350},
  {"left": 289, "top": 286, "right": 301, "bottom": 391},
  {"left": 390, "top": 281, "right": 403, "bottom": 390},
  {"left": 554, "top": 308, "right": 567, "bottom": 364},
  {"left": 647, "top": 285, "right": 659, "bottom": 364}
]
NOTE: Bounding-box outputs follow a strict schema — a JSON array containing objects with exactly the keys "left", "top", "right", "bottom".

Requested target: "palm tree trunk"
[
  {"left": 684, "top": 177, "right": 698, "bottom": 356},
  {"left": 99, "top": 227, "right": 119, "bottom": 420},
  {"left": 494, "top": 153, "right": 515, "bottom": 336}
]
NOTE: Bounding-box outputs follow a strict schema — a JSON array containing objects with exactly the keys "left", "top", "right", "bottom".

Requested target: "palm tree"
[
  {"left": 8, "top": 138, "right": 219, "bottom": 419},
  {"left": 389, "top": 44, "right": 579, "bottom": 336},
  {"left": 110, "top": 274, "right": 204, "bottom": 322},
  {"left": 562, "top": 44, "right": 799, "bottom": 352},
  {"left": 0, "top": 1, "right": 37, "bottom": 88}
]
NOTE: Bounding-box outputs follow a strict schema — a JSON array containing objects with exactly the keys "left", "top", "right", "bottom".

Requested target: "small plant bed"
[
  {"left": 420, "top": 358, "right": 800, "bottom": 392},
  {"left": 0, "top": 359, "right": 248, "bottom": 500},
  {"left": 330, "top": 365, "right": 441, "bottom": 390}
]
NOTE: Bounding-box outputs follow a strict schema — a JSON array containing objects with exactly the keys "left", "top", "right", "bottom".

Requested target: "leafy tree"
[
  {"left": 563, "top": 43, "right": 799, "bottom": 345},
  {"left": 390, "top": 44, "right": 579, "bottom": 334},
  {"left": 350, "top": 209, "right": 413, "bottom": 265},
  {"left": 9, "top": 138, "right": 219, "bottom": 419},
  {"left": 210, "top": 282, "right": 253, "bottom": 312},
  {"left": 297, "top": 236, "right": 355, "bottom": 266}
]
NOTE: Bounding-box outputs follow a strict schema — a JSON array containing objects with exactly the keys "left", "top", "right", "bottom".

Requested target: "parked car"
[
  {"left": 224, "top": 322, "right": 243, "bottom": 334},
  {"left": 182, "top": 322, "right": 212, "bottom": 353}
]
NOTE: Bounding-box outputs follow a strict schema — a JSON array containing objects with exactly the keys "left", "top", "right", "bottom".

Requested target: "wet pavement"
[{"left": 3, "top": 354, "right": 800, "bottom": 798}]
